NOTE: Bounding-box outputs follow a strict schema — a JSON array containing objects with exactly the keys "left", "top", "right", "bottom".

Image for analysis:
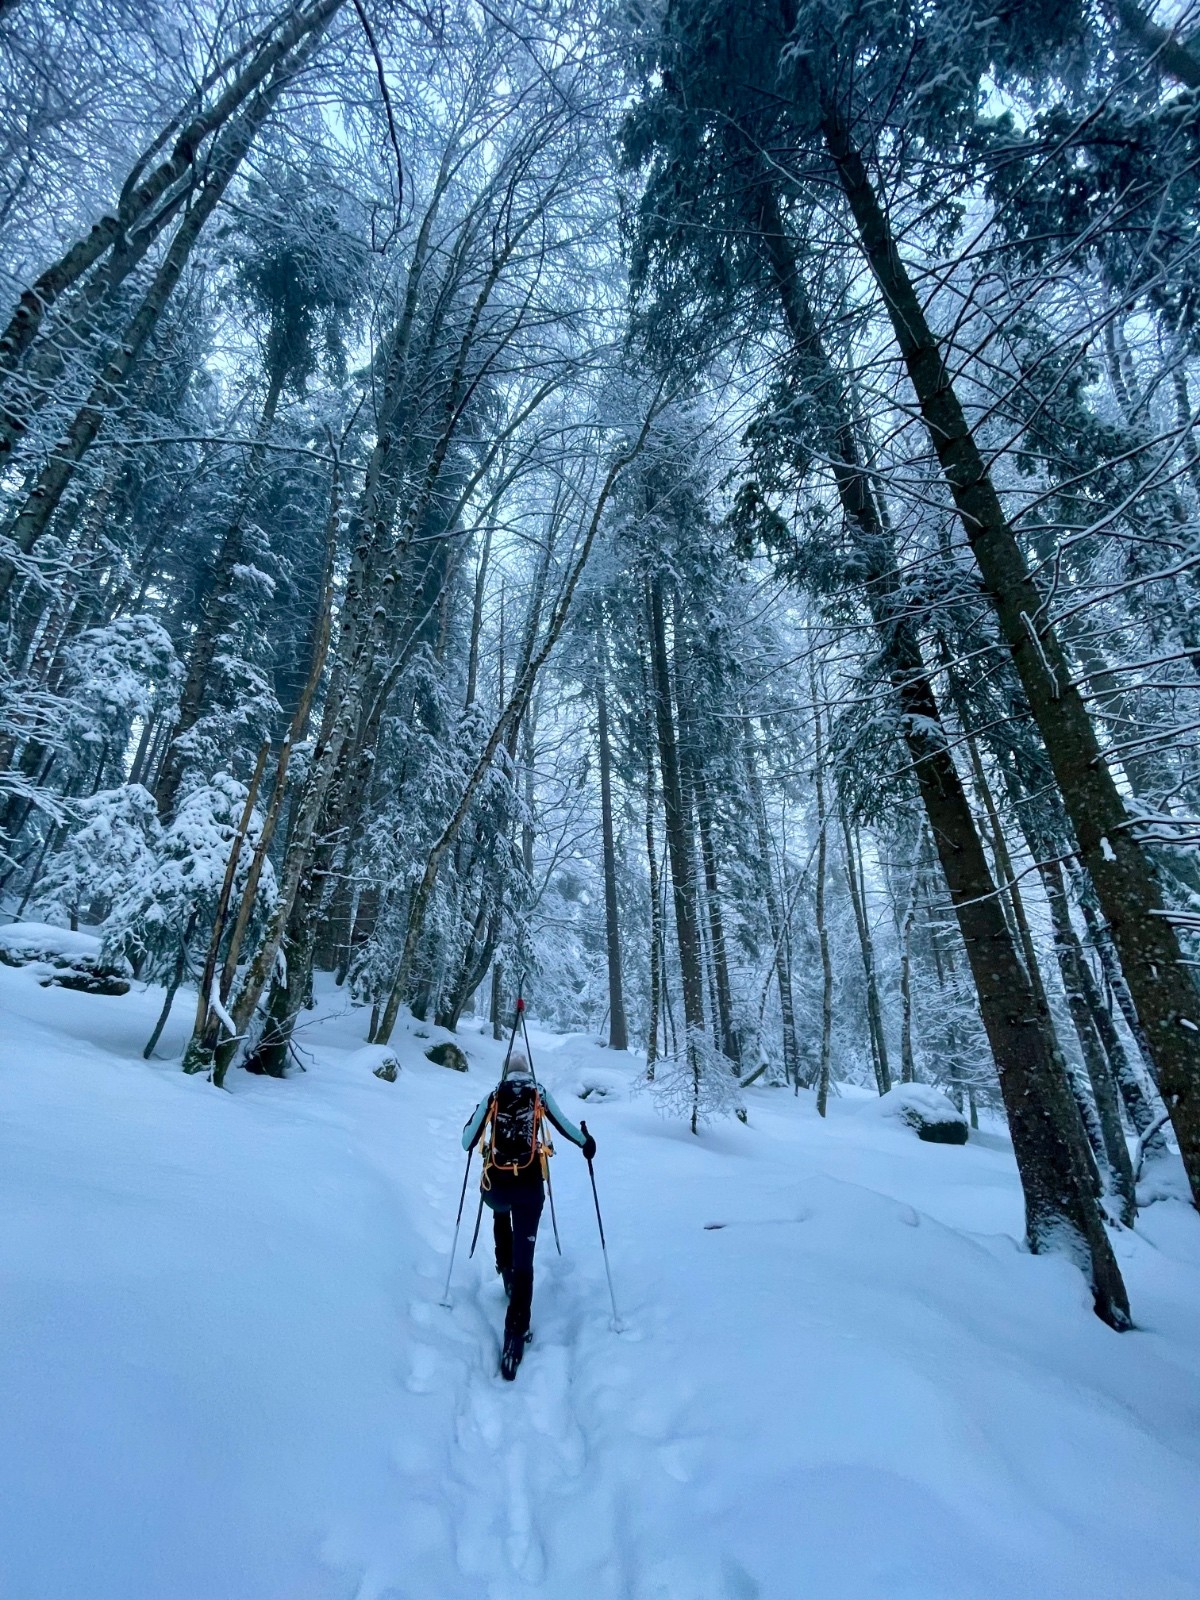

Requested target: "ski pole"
[
  {"left": 440, "top": 1146, "right": 474, "bottom": 1306},
  {"left": 543, "top": 1149, "right": 563, "bottom": 1254},
  {"left": 501, "top": 976, "right": 525, "bottom": 1079},
  {"left": 581, "top": 1119, "right": 622, "bottom": 1331},
  {"left": 517, "top": 1000, "right": 560, "bottom": 1253},
  {"left": 518, "top": 993, "right": 535, "bottom": 1068},
  {"left": 468, "top": 1188, "right": 486, "bottom": 1258}
]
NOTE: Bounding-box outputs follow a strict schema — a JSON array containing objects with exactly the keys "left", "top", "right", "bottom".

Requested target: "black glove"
[{"left": 581, "top": 1125, "right": 597, "bottom": 1162}]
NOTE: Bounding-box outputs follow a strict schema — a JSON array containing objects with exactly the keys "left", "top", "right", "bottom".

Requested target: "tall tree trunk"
[
  {"left": 694, "top": 770, "right": 740, "bottom": 1070},
  {"left": 757, "top": 187, "right": 1130, "bottom": 1323},
  {"left": 648, "top": 573, "right": 707, "bottom": 1120},
  {"left": 1072, "top": 889, "right": 1171, "bottom": 1161},
  {"left": 644, "top": 661, "right": 663, "bottom": 1078},
  {"left": 491, "top": 962, "right": 504, "bottom": 1042},
  {"left": 596, "top": 656, "right": 629, "bottom": 1050},
  {"left": 957, "top": 716, "right": 1111, "bottom": 1209},
  {"left": 899, "top": 851, "right": 919, "bottom": 1084},
  {"left": 464, "top": 525, "right": 493, "bottom": 710},
  {"left": 820, "top": 108, "right": 1200, "bottom": 1211},
  {"left": 812, "top": 688, "right": 835, "bottom": 1117},
  {"left": 1042, "top": 860, "right": 1139, "bottom": 1224},
  {"left": 841, "top": 814, "right": 891, "bottom": 1094},
  {"left": 671, "top": 599, "right": 739, "bottom": 1070},
  {"left": 207, "top": 647, "right": 361, "bottom": 1086},
  {"left": 181, "top": 741, "right": 269, "bottom": 1073},
  {"left": 745, "top": 727, "right": 801, "bottom": 1086}
]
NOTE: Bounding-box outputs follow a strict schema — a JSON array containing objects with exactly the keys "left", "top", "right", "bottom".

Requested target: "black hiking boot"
[{"left": 499, "top": 1328, "right": 531, "bottom": 1381}]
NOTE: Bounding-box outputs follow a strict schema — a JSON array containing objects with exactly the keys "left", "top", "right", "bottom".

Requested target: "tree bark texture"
[
  {"left": 821, "top": 110, "right": 1200, "bottom": 1212},
  {"left": 758, "top": 188, "right": 1130, "bottom": 1322}
]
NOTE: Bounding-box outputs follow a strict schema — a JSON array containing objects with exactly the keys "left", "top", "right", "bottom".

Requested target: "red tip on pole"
[{"left": 516, "top": 997, "right": 525, "bottom": 1013}]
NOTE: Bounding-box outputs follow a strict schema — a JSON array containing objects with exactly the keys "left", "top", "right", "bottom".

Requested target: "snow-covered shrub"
[
  {"left": 28, "top": 785, "right": 162, "bottom": 930},
  {"left": 103, "top": 773, "right": 277, "bottom": 981},
  {"left": 644, "top": 1029, "right": 746, "bottom": 1131}
]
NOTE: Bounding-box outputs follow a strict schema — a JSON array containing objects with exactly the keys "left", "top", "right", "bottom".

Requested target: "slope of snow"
[{"left": 2, "top": 961, "right": 1199, "bottom": 1600}]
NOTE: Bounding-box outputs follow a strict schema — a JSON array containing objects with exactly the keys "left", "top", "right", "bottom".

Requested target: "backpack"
[{"left": 485, "top": 1077, "right": 544, "bottom": 1175}]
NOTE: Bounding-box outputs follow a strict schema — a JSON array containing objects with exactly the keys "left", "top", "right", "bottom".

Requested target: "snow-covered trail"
[{"left": 3, "top": 952, "right": 1200, "bottom": 1600}]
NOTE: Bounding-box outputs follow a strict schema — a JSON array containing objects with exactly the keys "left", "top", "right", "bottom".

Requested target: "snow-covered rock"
[
  {"left": 568, "top": 1064, "right": 628, "bottom": 1102},
  {"left": 0, "top": 921, "right": 131, "bottom": 994},
  {"left": 865, "top": 1082, "right": 970, "bottom": 1144},
  {"left": 343, "top": 1044, "right": 402, "bottom": 1082},
  {"left": 0, "top": 921, "right": 106, "bottom": 966},
  {"left": 426, "top": 1040, "right": 469, "bottom": 1072}
]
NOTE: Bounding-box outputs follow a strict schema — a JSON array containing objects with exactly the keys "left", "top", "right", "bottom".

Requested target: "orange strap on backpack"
[{"left": 481, "top": 1087, "right": 545, "bottom": 1178}]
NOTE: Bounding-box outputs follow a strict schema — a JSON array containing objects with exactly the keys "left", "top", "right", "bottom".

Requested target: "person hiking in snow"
[{"left": 461, "top": 1047, "right": 596, "bottom": 1380}]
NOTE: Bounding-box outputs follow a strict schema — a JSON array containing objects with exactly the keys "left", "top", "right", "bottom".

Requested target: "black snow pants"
[{"left": 484, "top": 1169, "right": 545, "bottom": 1338}]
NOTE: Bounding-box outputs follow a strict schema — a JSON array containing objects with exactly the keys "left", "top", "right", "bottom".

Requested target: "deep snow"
[{"left": 2, "top": 948, "right": 1200, "bottom": 1600}]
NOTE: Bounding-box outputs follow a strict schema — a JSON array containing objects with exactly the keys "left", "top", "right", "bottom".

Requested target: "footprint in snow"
[
  {"left": 463, "top": 1373, "right": 505, "bottom": 1449},
  {"left": 451, "top": 1492, "right": 498, "bottom": 1580},
  {"left": 657, "top": 1436, "right": 704, "bottom": 1484},
  {"left": 522, "top": 1346, "right": 587, "bottom": 1475},
  {"left": 503, "top": 1440, "right": 546, "bottom": 1581},
  {"left": 405, "top": 1341, "right": 444, "bottom": 1395}
]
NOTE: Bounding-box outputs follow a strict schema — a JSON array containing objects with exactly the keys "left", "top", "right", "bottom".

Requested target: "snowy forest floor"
[{"left": 2, "top": 949, "right": 1200, "bottom": 1600}]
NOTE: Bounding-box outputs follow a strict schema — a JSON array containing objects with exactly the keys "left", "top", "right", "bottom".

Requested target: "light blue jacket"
[{"left": 462, "top": 1077, "right": 586, "bottom": 1151}]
